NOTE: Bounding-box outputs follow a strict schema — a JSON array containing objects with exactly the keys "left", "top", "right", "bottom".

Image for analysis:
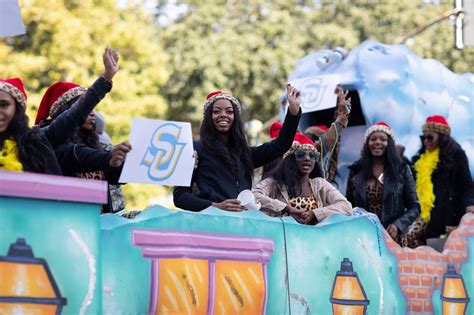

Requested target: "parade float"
[
  {"left": 288, "top": 40, "right": 474, "bottom": 189},
  {"left": 1, "top": 41, "right": 473, "bottom": 315},
  {"left": 1, "top": 169, "right": 473, "bottom": 314}
]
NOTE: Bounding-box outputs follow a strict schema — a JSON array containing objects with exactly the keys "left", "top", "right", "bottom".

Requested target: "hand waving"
[
  {"left": 286, "top": 84, "right": 301, "bottom": 116},
  {"left": 336, "top": 85, "right": 351, "bottom": 116},
  {"left": 102, "top": 45, "right": 119, "bottom": 82}
]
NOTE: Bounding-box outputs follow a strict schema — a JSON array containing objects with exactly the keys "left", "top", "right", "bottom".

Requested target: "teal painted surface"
[
  {"left": 101, "top": 206, "right": 289, "bottom": 314},
  {"left": 100, "top": 207, "right": 409, "bottom": 314},
  {"left": 2, "top": 196, "right": 472, "bottom": 314},
  {"left": 0, "top": 196, "right": 101, "bottom": 314},
  {"left": 285, "top": 215, "right": 405, "bottom": 314}
]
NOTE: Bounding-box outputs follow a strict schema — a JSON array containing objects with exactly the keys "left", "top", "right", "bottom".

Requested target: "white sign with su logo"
[
  {"left": 287, "top": 74, "right": 341, "bottom": 113},
  {"left": 119, "top": 118, "right": 195, "bottom": 186}
]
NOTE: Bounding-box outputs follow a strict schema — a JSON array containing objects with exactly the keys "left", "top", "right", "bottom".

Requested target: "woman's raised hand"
[
  {"left": 212, "top": 199, "right": 247, "bottom": 212},
  {"left": 286, "top": 84, "right": 301, "bottom": 116},
  {"left": 336, "top": 86, "right": 351, "bottom": 116},
  {"left": 102, "top": 45, "right": 119, "bottom": 82}
]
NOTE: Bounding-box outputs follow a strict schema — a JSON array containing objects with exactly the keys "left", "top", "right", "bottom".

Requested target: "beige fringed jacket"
[{"left": 252, "top": 177, "right": 352, "bottom": 222}]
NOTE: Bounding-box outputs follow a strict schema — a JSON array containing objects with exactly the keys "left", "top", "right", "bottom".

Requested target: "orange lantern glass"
[
  {"left": 330, "top": 258, "right": 370, "bottom": 315},
  {"left": 441, "top": 264, "right": 470, "bottom": 315},
  {"left": 0, "top": 238, "right": 67, "bottom": 314}
]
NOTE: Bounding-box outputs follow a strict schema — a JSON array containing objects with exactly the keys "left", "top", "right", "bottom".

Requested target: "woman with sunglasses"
[
  {"left": 346, "top": 122, "right": 420, "bottom": 244},
  {"left": 252, "top": 134, "right": 352, "bottom": 224},
  {"left": 401, "top": 115, "right": 474, "bottom": 248}
]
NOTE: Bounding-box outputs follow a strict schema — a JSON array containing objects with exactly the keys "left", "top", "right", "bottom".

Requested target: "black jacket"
[
  {"left": 412, "top": 144, "right": 474, "bottom": 238},
  {"left": 55, "top": 143, "right": 123, "bottom": 213},
  {"left": 346, "top": 162, "right": 420, "bottom": 233},
  {"left": 26, "top": 76, "right": 112, "bottom": 175},
  {"left": 55, "top": 143, "right": 122, "bottom": 183},
  {"left": 173, "top": 109, "right": 301, "bottom": 211}
]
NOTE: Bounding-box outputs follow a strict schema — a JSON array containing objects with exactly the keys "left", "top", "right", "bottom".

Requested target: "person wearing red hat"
[
  {"left": 268, "top": 121, "right": 283, "bottom": 139},
  {"left": 400, "top": 115, "right": 474, "bottom": 248},
  {"left": 36, "top": 46, "right": 131, "bottom": 213},
  {"left": 253, "top": 135, "right": 352, "bottom": 224},
  {"left": 0, "top": 69, "right": 110, "bottom": 175},
  {"left": 346, "top": 122, "right": 420, "bottom": 244},
  {"left": 173, "top": 84, "right": 302, "bottom": 212},
  {"left": 260, "top": 121, "right": 285, "bottom": 180},
  {"left": 0, "top": 76, "right": 70, "bottom": 174}
]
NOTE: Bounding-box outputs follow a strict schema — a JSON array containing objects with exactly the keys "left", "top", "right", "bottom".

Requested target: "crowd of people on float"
[{"left": 1, "top": 47, "right": 473, "bottom": 249}]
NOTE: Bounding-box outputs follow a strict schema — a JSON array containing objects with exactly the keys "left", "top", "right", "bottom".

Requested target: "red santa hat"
[
  {"left": 269, "top": 121, "right": 283, "bottom": 139},
  {"left": 364, "top": 121, "right": 396, "bottom": 142},
  {"left": 304, "top": 125, "right": 329, "bottom": 139},
  {"left": 0, "top": 78, "right": 27, "bottom": 109},
  {"left": 422, "top": 115, "right": 450, "bottom": 135},
  {"left": 283, "top": 133, "right": 318, "bottom": 159},
  {"left": 203, "top": 90, "right": 241, "bottom": 115},
  {"left": 35, "top": 81, "right": 87, "bottom": 125}
]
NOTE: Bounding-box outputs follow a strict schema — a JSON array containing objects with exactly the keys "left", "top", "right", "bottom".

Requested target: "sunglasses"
[
  {"left": 420, "top": 135, "right": 434, "bottom": 142},
  {"left": 295, "top": 150, "right": 320, "bottom": 161}
]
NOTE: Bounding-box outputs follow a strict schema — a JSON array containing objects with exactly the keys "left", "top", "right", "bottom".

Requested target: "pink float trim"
[{"left": 0, "top": 171, "right": 107, "bottom": 204}]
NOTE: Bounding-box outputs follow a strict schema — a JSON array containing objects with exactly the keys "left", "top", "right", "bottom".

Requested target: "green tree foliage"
[
  {"left": 159, "top": 1, "right": 309, "bottom": 128},
  {"left": 160, "top": 0, "right": 473, "bottom": 129},
  {"left": 0, "top": 0, "right": 169, "bottom": 209},
  {"left": 2, "top": 0, "right": 472, "bottom": 210}
]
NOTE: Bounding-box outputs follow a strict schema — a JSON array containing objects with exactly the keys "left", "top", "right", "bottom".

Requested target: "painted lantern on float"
[
  {"left": 330, "top": 257, "right": 369, "bottom": 315},
  {"left": 441, "top": 264, "right": 470, "bottom": 315},
  {"left": 0, "top": 238, "right": 67, "bottom": 314}
]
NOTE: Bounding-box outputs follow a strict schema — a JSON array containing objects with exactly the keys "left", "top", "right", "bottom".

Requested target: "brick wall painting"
[{"left": 385, "top": 213, "right": 473, "bottom": 314}]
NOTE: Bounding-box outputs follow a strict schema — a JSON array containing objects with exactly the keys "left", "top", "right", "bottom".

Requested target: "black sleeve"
[
  {"left": 173, "top": 182, "right": 213, "bottom": 211},
  {"left": 455, "top": 149, "right": 474, "bottom": 211},
  {"left": 106, "top": 164, "right": 124, "bottom": 185},
  {"left": 56, "top": 142, "right": 111, "bottom": 174},
  {"left": 393, "top": 165, "right": 421, "bottom": 233},
  {"left": 251, "top": 108, "right": 301, "bottom": 168},
  {"left": 345, "top": 168, "right": 355, "bottom": 205},
  {"left": 45, "top": 76, "right": 112, "bottom": 148}
]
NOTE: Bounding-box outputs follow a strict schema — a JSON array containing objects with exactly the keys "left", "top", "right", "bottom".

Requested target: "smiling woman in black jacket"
[
  {"left": 173, "top": 84, "right": 301, "bottom": 212},
  {"left": 346, "top": 122, "right": 420, "bottom": 244}
]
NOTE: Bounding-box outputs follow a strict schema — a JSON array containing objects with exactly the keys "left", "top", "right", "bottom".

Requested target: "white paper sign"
[
  {"left": 0, "top": 0, "right": 26, "bottom": 37},
  {"left": 288, "top": 74, "right": 340, "bottom": 113},
  {"left": 119, "top": 118, "right": 195, "bottom": 186}
]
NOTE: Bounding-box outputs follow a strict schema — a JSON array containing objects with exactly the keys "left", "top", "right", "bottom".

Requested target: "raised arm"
[
  {"left": 251, "top": 84, "right": 301, "bottom": 167},
  {"left": 323, "top": 86, "right": 351, "bottom": 153},
  {"left": 45, "top": 46, "right": 119, "bottom": 147}
]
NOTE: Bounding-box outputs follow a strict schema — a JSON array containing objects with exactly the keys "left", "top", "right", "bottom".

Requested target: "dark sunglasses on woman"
[
  {"left": 295, "top": 150, "right": 320, "bottom": 161},
  {"left": 420, "top": 135, "right": 434, "bottom": 142}
]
